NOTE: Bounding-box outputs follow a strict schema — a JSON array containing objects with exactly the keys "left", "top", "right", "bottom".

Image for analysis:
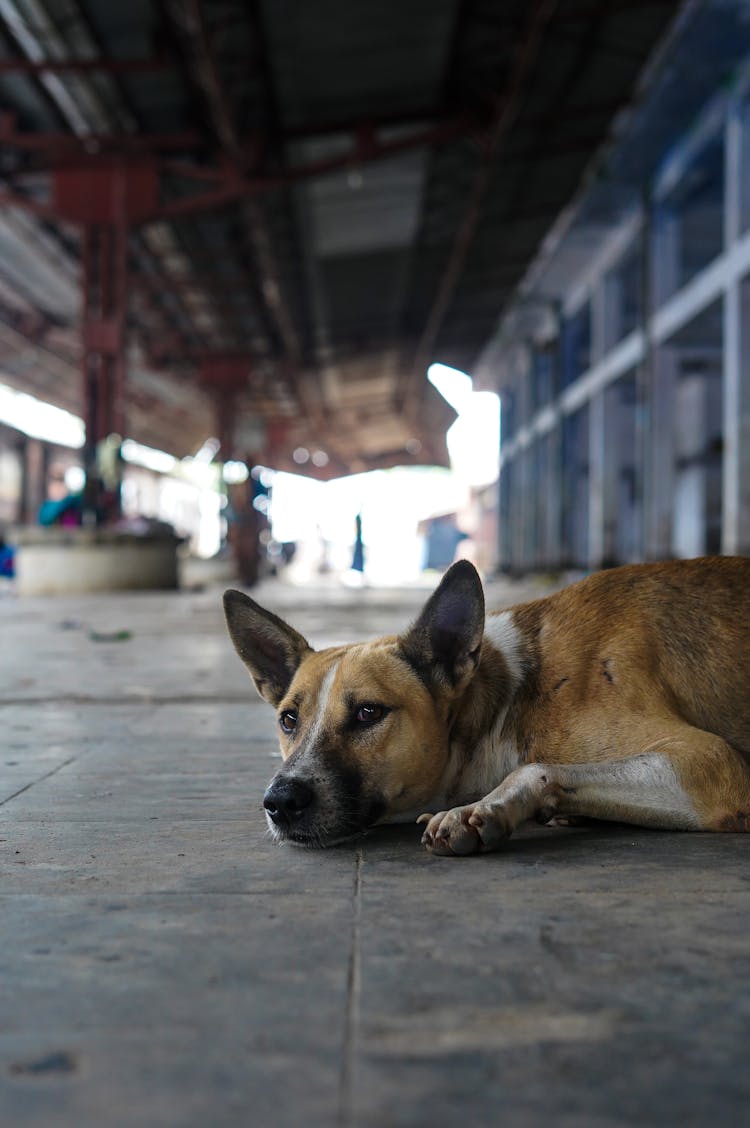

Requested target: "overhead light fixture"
[
  {"left": 65, "top": 466, "right": 85, "bottom": 492},
  {"left": 250, "top": 465, "right": 275, "bottom": 488},
  {"left": 223, "top": 460, "right": 249, "bottom": 484}
]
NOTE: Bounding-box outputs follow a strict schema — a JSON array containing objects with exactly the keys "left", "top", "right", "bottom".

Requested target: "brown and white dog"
[{"left": 223, "top": 556, "right": 750, "bottom": 856}]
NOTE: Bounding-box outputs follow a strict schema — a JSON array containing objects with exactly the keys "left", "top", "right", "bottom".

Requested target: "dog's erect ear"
[
  {"left": 223, "top": 590, "right": 313, "bottom": 706},
  {"left": 399, "top": 560, "right": 485, "bottom": 694}
]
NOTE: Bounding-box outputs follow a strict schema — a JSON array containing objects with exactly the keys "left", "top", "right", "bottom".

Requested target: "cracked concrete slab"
[{"left": 1, "top": 577, "right": 750, "bottom": 1126}]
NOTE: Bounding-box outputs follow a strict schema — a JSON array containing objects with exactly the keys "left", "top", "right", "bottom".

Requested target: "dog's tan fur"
[{"left": 224, "top": 556, "right": 750, "bottom": 855}]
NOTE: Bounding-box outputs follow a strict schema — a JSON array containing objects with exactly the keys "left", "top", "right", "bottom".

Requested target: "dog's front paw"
[
  {"left": 418, "top": 805, "right": 482, "bottom": 855},
  {"left": 417, "top": 801, "right": 512, "bottom": 856}
]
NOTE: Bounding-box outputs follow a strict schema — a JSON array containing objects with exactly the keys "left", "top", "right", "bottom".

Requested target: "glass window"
[
  {"left": 604, "top": 243, "right": 644, "bottom": 348},
  {"left": 739, "top": 98, "right": 750, "bottom": 235},
  {"left": 561, "top": 305, "right": 591, "bottom": 387},
  {"left": 530, "top": 344, "right": 557, "bottom": 409},
  {"left": 654, "top": 133, "right": 725, "bottom": 303}
]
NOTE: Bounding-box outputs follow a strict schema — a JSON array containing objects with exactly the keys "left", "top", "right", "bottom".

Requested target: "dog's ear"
[
  {"left": 399, "top": 560, "right": 485, "bottom": 695},
  {"left": 223, "top": 590, "right": 313, "bottom": 706}
]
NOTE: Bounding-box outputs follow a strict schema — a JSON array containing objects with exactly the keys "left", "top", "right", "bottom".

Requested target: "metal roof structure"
[
  {"left": 475, "top": 0, "right": 750, "bottom": 382},
  {"left": 0, "top": 0, "right": 682, "bottom": 477}
]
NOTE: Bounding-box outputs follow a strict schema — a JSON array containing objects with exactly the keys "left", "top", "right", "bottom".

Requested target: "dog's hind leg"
[{"left": 419, "top": 723, "right": 750, "bottom": 855}]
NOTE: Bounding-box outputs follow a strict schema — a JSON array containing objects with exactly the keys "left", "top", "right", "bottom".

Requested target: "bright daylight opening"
[
  {"left": 266, "top": 365, "right": 500, "bottom": 584},
  {"left": 427, "top": 364, "right": 500, "bottom": 489},
  {"left": 0, "top": 368, "right": 500, "bottom": 579},
  {"left": 0, "top": 381, "right": 221, "bottom": 558},
  {"left": 0, "top": 381, "right": 84, "bottom": 448}
]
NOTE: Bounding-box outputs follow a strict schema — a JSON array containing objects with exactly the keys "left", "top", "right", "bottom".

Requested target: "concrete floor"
[{"left": 2, "top": 575, "right": 749, "bottom": 1127}]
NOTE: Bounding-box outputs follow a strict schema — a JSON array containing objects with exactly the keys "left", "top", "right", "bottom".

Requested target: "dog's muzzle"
[
  {"left": 263, "top": 776, "right": 315, "bottom": 832},
  {"left": 262, "top": 767, "right": 385, "bottom": 846}
]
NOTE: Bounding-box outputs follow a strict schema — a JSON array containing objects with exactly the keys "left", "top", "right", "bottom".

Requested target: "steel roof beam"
[
  {"left": 163, "top": 0, "right": 331, "bottom": 451},
  {"left": 400, "top": 0, "right": 560, "bottom": 415},
  {"left": 167, "top": 0, "right": 300, "bottom": 351},
  {"left": 0, "top": 115, "right": 201, "bottom": 153},
  {"left": 142, "top": 116, "right": 477, "bottom": 222}
]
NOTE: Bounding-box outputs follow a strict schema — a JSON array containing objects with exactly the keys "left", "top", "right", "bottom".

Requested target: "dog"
[{"left": 223, "top": 556, "right": 750, "bottom": 855}]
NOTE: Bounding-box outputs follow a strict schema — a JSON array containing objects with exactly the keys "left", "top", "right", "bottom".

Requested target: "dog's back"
[{"left": 511, "top": 556, "right": 750, "bottom": 759}]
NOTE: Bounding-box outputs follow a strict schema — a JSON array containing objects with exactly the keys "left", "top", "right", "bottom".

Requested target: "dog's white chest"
[{"left": 448, "top": 708, "right": 520, "bottom": 806}]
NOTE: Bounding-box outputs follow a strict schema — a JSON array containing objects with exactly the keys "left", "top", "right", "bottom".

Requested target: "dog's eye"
[
  {"left": 354, "top": 703, "right": 387, "bottom": 726},
  {"left": 279, "top": 709, "right": 298, "bottom": 734}
]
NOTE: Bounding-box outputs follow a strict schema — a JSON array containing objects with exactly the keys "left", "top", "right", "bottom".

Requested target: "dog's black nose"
[{"left": 263, "top": 778, "right": 315, "bottom": 825}]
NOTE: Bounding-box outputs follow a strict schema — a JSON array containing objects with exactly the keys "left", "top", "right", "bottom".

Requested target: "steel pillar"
[
  {"left": 722, "top": 279, "right": 750, "bottom": 554},
  {"left": 198, "top": 355, "right": 265, "bottom": 583},
  {"left": 52, "top": 160, "right": 158, "bottom": 523},
  {"left": 722, "top": 100, "right": 750, "bottom": 555},
  {"left": 497, "top": 458, "right": 513, "bottom": 572},
  {"left": 19, "top": 436, "right": 46, "bottom": 524},
  {"left": 542, "top": 422, "right": 563, "bottom": 569},
  {"left": 80, "top": 222, "right": 128, "bottom": 521},
  {"left": 198, "top": 356, "right": 254, "bottom": 462},
  {"left": 672, "top": 370, "right": 714, "bottom": 558},
  {"left": 644, "top": 346, "right": 677, "bottom": 559}
]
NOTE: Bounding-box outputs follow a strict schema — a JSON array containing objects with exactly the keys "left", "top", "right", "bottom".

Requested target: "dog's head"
[{"left": 223, "top": 561, "right": 485, "bottom": 846}]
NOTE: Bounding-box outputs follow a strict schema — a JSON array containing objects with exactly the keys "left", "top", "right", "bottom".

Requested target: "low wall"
[
  {"left": 179, "top": 552, "right": 237, "bottom": 590},
  {"left": 12, "top": 528, "right": 181, "bottom": 595}
]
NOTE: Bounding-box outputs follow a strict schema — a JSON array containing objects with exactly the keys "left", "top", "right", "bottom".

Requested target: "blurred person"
[
  {"left": 38, "top": 463, "right": 82, "bottom": 528},
  {"left": 351, "top": 512, "right": 365, "bottom": 573},
  {"left": 423, "top": 514, "right": 468, "bottom": 571},
  {"left": 0, "top": 529, "right": 14, "bottom": 578}
]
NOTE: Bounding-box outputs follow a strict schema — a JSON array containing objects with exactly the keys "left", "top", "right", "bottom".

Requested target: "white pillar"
[
  {"left": 588, "top": 281, "right": 620, "bottom": 569},
  {"left": 722, "top": 100, "right": 750, "bottom": 555},
  {"left": 588, "top": 390, "right": 606, "bottom": 569},
  {"left": 544, "top": 420, "right": 563, "bottom": 568},
  {"left": 644, "top": 346, "right": 677, "bottom": 559},
  {"left": 672, "top": 373, "right": 708, "bottom": 558},
  {"left": 722, "top": 280, "right": 750, "bottom": 554}
]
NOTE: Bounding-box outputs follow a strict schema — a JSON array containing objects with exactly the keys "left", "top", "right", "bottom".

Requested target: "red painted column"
[
  {"left": 80, "top": 221, "right": 128, "bottom": 522},
  {"left": 54, "top": 159, "right": 157, "bottom": 523},
  {"left": 198, "top": 355, "right": 261, "bottom": 584},
  {"left": 198, "top": 355, "right": 253, "bottom": 462}
]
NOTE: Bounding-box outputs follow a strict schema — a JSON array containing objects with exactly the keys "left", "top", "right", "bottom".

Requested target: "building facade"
[{"left": 478, "top": 5, "right": 750, "bottom": 573}]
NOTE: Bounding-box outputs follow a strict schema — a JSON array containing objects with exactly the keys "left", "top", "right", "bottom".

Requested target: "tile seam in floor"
[
  {"left": 338, "top": 848, "right": 363, "bottom": 1128},
  {"left": 0, "top": 756, "right": 78, "bottom": 807}
]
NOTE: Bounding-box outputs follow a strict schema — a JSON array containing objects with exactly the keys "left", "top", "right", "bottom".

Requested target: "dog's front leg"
[
  {"left": 419, "top": 763, "right": 554, "bottom": 855},
  {"left": 419, "top": 759, "right": 653, "bottom": 856},
  {"left": 418, "top": 736, "right": 750, "bottom": 855}
]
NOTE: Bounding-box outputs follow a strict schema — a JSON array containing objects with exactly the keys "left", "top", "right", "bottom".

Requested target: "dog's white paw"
[
  {"left": 417, "top": 802, "right": 511, "bottom": 856},
  {"left": 417, "top": 805, "right": 480, "bottom": 855}
]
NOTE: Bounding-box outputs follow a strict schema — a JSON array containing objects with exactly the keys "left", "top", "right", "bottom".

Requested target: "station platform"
[{"left": 1, "top": 575, "right": 748, "bottom": 1126}]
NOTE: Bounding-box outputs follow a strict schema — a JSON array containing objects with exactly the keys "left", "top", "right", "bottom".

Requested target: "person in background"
[
  {"left": 423, "top": 514, "right": 469, "bottom": 571},
  {"left": 0, "top": 530, "right": 14, "bottom": 578},
  {"left": 351, "top": 512, "right": 365, "bottom": 574},
  {"left": 38, "top": 464, "right": 82, "bottom": 527}
]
